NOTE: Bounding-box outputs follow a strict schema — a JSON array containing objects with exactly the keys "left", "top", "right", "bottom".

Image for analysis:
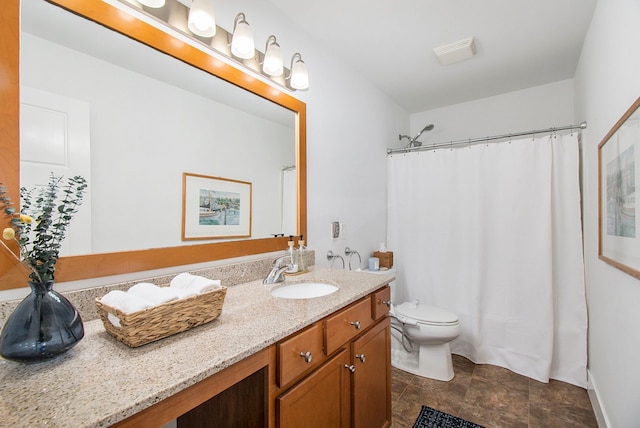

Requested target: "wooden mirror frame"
[{"left": 0, "top": 0, "right": 307, "bottom": 288}]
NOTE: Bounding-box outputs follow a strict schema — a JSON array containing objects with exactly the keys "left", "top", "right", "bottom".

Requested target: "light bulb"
[
  {"left": 231, "top": 13, "right": 255, "bottom": 59},
  {"left": 263, "top": 36, "right": 283, "bottom": 76},
  {"left": 188, "top": 0, "right": 216, "bottom": 37},
  {"left": 289, "top": 54, "right": 309, "bottom": 90}
]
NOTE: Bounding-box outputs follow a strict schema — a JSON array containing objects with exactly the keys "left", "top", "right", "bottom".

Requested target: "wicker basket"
[{"left": 95, "top": 286, "right": 227, "bottom": 347}]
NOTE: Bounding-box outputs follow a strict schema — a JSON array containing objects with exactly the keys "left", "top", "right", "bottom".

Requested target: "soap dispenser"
[
  {"left": 286, "top": 236, "right": 298, "bottom": 273},
  {"left": 297, "top": 234, "right": 307, "bottom": 273}
]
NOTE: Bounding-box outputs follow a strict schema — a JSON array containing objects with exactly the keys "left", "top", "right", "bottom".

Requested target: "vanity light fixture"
[
  {"left": 117, "top": 0, "right": 309, "bottom": 90},
  {"left": 263, "top": 35, "right": 284, "bottom": 76},
  {"left": 187, "top": 0, "right": 216, "bottom": 37},
  {"left": 231, "top": 13, "right": 255, "bottom": 59},
  {"left": 137, "top": 0, "right": 165, "bottom": 8},
  {"left": 288, "top": 53, "right": 309, "bottom": 90}
]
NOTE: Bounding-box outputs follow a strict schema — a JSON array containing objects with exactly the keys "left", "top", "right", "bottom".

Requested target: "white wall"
[
  {"left": 406, "top": 79, "right": 574, "bottom": 147},
  {"left": 147, "top": 0, "right": 409, "bottom": 270},
  {"left": 574, "top": 0, "right": 640, "bottom": 426}
]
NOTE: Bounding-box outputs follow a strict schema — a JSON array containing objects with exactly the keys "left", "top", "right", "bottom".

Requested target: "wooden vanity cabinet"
[
  {"left": 112, "top": 285, "right": 391, "bottom": 428},
  {"left": 325, "top": 297, "right": 374, "bottom": 355},
  {"left": 275, "top": 285, "right": 391, "bottom": 428},
  {"left": 276, "top": 322, "right": 326, "bottom": 388},
  {"left": 351, "top": 317, "right": 391, "bottom": 428},
  {"left": 372, "top": 286, "right": 391, "bottom": 320},
  {"left": 276, "top": 348, "right": 351, "bottom": 427}
]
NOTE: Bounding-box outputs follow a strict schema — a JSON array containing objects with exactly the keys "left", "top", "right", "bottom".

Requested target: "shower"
[{"left": 398, "top": 124, "right": 435, "bottom": 148}]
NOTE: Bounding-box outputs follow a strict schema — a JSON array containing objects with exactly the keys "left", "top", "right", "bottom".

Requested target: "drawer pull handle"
[
  {"left": 299, "top": 351, "right": 312, "bottom": 363},
  {"left": 350, "top": 320, "right": 361, "bottom": 329},
  {"left": 355, "top": 353, "right": 366, "bottom": 363},
  {"left": 345, "top": 364, "right": 356, "bottom": 373},
  {"left": 381, "top": 300, "right": 391, "bottom": 307}
]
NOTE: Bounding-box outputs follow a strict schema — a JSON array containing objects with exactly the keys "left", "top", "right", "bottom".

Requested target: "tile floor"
[{"left": 391, "top": 354, "right": 598, "bottom": 428}]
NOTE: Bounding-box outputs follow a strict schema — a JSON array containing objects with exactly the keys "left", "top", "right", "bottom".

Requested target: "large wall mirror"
[{"left": 0, "top": 0, "right": 307, "bottom": 289}]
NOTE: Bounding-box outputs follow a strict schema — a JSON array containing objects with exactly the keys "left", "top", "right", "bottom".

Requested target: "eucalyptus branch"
[
  {"left": 1, "top": 174, "right": 87, "bottom": 283},
  {"left": 50, "top": 176, "right": 87, "bottom": 253}
]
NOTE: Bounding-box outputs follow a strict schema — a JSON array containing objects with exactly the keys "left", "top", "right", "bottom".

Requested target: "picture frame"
[
  {"left": 598, "top": 96, "right": 640, "bottom": 278},
  {"left": 182, "top": 172, "right": 252, "bottom": 240}
]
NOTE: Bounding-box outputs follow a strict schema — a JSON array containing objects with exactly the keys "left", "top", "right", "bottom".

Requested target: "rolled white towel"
[
  {"left": 100, "top": 290, "right": 153, "bottom": 314},
  {"left": 170, "top": 272, "right": 194, "bottom": 289},
  {"left": 170, "top": 273, "right": 221, "bottom": 298},
  {"left": 189, "top": 276, "right": 221, "bottom": 294},
  {"left": 128, "top": 282, "right": 180, "bottom": 306}
]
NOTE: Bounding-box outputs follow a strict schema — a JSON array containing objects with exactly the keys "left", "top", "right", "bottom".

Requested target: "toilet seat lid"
[{"left": 395, "top": 302, "right": 459, "bottom": 325}]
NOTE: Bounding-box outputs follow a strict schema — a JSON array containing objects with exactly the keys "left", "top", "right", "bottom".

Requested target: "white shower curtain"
[{"left": 387, "top": 134, "right": 588, "bottom": 387}]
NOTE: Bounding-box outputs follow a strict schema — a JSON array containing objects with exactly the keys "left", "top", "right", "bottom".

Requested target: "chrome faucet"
[{"left": 263, "top": 255, "right": 293, "bottom": 285}]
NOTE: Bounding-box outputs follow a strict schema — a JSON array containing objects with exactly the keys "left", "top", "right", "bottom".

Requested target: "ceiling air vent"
[{"left": 433, "top": 36, "right": 477, "bottom": 66}]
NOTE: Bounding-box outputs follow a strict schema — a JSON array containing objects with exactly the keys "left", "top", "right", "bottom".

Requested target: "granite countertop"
[{"left": 0, "top": 267, "right": 394, "bottom": 427}]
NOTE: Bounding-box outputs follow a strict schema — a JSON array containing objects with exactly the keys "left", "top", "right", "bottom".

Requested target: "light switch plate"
[{"left": 332, "top": 221, "right": 340, "bottom": 239}]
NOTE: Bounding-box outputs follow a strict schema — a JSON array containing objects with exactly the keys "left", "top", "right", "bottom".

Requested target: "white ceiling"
[{"left": 267, "top": 0, "right": 598, "bottom": 113}]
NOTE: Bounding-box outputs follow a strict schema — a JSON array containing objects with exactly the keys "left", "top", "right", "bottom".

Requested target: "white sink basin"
[{"left": 271, "top": 282, "right": 338, "bottom": 299}]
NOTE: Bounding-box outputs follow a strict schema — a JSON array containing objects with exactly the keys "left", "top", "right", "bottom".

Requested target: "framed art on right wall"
[{"left": 599, "top": 96, "right": 640, "bottom": 278}]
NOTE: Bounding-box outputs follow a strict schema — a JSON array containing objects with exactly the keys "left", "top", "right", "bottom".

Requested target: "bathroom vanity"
[{"left": 0, "top": 268, "right": 393, "bottom": 427}]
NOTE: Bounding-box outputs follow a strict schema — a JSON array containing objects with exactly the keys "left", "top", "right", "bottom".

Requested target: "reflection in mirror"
[
  {"left": 21, "top": 1, "right": 297, "bottom": 256},
  {"left": 0, "top": 0, "right": 306, "bottom": 287}
]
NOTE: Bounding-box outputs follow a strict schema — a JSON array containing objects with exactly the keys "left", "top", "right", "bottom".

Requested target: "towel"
[
  {"left": 127, "top": 282, "right": 180, "bottom": 306},
  {"left": 170, "top": 273, "right": 221, "bottom": 298},
  {"left": 100, "top": 289, "right": 153, "bottom": 314},
  {"left": 170, "top": 272, "right": 194, "bottom": 289}
]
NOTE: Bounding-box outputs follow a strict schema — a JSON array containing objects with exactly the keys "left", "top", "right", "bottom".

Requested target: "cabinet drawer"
[
  {"left": 325, "top": 298, "right": 373, "bottom": 355},
  {"left": 277, "top": 322, "right": 325, "bottom": 388},
  {"left": 372, "top": 286, "right": 391, "bottom": 320}
]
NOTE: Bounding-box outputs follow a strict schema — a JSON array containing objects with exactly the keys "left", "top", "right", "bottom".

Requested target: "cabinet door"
[
  {"left": 276, "top": 348, "right": 351, "bottom": 428},
  {"left": 351, "top": 318, "right": 391, "bottom": 428}
]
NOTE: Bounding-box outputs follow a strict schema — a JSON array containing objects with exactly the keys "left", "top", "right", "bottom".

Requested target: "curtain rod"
[{"left": 386, "top": 121, "right": 587, "bottom": 155}]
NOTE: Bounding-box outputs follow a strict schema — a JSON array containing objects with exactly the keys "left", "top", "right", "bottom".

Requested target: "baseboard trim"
[{"left": 587, "top": 368, "right": 611, "bottom": 428}]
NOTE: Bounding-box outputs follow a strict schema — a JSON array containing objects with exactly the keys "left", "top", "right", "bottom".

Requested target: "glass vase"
[{"left": 0, "top": 280, "right": 84, "bottom": 362}]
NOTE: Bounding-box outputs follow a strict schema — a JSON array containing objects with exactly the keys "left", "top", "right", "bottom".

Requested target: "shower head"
[
  {"left": 398, "top": 124, "right": 435, "bottom": 148},
  {"left": 413, "top": 124, "right": 434, "bottom": 141},
  {"left": 410, "top": 124, "right": 435, "bottom": 147}
]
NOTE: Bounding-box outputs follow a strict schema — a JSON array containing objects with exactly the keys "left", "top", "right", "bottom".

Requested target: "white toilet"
[
  {"left": 391, "top": 300, "right": 461, "bottom": 381},
  {"left": 368, "top": 267, "right": 461, "bottom": 381}
]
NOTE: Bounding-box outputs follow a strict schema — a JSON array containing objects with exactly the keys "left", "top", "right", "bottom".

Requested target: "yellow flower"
[
  {"left": 2, "top": 227, "right": 15, "bottom": 241},
  {"left": 20, "top": 214, "right": 33, "bottom": 224}
]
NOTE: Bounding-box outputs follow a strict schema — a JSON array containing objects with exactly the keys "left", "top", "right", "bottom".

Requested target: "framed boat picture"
[
  {"left": 182, "top": 172, "right": 252, "bottom": 240},
  {"left": 599, "top": 96, "right": 640, "bottom": 278}
]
